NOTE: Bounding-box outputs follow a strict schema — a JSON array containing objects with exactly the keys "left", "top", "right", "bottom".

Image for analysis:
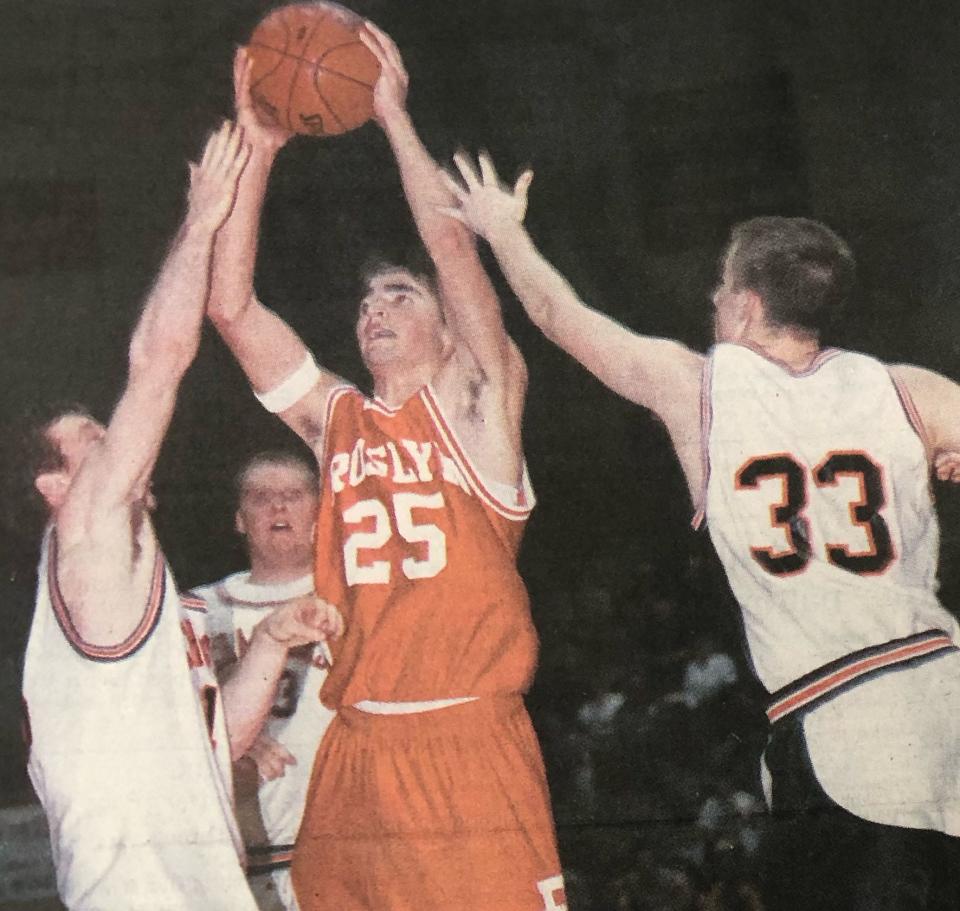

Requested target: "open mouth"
[
  {"left": 368, "top": 327, "right": 396, "bottom": 341},
  {"left": 270, "top": 521, "right": 293, "bottom": 532}
]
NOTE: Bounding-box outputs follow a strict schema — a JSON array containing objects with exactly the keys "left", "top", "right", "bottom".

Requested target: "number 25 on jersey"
[
  {"left": 736, "top": 450, "right": 894, "bottom": 577},
  {"left": 343, "top": 492, "right": 448, "bottom": 585}
]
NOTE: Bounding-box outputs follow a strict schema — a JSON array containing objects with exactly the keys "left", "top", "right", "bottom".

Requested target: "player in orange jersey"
[{"left": 206, "top": 24, "right": 565, "bottom": 911}]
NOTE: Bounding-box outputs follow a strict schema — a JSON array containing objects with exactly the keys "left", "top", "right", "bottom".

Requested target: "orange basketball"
[{"left": 247, "top": 2, "right": 380, "bottom": 137}]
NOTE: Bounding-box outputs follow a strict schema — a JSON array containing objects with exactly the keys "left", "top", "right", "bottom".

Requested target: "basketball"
[{"left": 247, "top": 2, "right": 380, "bottom": 137}]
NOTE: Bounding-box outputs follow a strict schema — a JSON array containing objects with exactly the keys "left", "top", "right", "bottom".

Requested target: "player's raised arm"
[
  {"left": 440, "top": 151, "right": 704, "bottom": 419},
  {"left": 60, "top": 123, "right": 250, "bottom": 534},
  {"left": 360, "top": 23, "right": 521, "bottom": 387},
  {"left": 207, "top": 49, "right": 343, "bottom": 450}
]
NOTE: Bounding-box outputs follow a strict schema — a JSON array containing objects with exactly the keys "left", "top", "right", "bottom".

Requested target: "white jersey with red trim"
[
  {"left": 703, "top": 342, "right": 960, "bottom": 834},
  {"left": 196, "top": 571, "right": 335, "bottom": 911},
  {"left": 703, "top": 342, "right": 959, "bottom": 691},
  {"left": 23, "top": 528, "right": 258, "bottom": 911}
]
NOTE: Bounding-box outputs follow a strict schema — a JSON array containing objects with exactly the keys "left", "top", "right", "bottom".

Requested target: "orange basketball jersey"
[{"left": 314, "top": 384, "right": 538, "bottom": 707}]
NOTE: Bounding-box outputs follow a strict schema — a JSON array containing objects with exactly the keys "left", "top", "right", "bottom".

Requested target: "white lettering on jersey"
[
  {"left": 385, "top": 441, "right": 418, "bottom": 483},
  {"left": 401, "top": 439, "right": 434, "bottom": 481},
  {"left": 537, "top": 874, "right": 568, "bottom": 911},
  {"left": 329, "top": 437, "right": 472, "bottom": 497},
  {"left": 343, "top": 493, "right": 448, "bottom": 586}
]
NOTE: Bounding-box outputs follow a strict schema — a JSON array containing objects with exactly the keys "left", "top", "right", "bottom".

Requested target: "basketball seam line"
[{"left": 247, "top": 40, "right": 376, "bottom": 90}]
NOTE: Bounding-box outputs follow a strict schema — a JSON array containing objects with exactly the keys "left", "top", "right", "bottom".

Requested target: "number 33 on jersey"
[
  {"left": 701, "top": 344, "right": 944, "bottom": 691},
  {"left": 702, "top": 343, "right": 937, "bottom": 586}
]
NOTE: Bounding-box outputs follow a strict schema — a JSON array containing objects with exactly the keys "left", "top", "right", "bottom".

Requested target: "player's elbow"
[
  {"left": 127, "top": 332, "right": 195, "bottom": 386},
  {"left": 426, "top": 222, "right": 476, "bottom": 264}
]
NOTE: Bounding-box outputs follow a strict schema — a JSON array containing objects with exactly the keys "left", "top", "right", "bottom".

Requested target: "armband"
[{"left": 253, "top": 353, "right": 322, "bottom": 413}]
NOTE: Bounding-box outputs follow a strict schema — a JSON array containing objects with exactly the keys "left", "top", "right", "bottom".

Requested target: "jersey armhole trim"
[
  {"left": 47, "top": 530, "right": 165, "bottom": 662},
  {"left": 890, "top": 371, "right": 933, "bottom": 461},
  {"left": 691, "top": 354, "right": 714, "bottom": 530},
  {"left": 421, "top": 384, "right": 535, "bottom": 521}
]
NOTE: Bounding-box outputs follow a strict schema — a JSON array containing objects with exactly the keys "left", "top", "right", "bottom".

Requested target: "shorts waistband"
[
  {"left": 352, "top": 697, "right": 479, "bottom": 715},
  {"left": 767, "top": 629, "right": 957, "bottom": 724},
  {"left": 336, "top": 694, "right": 524, "bottom": 737}
]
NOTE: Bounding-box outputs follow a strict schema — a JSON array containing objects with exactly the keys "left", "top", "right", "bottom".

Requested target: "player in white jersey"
[
  {"left": 196, "top": 450, "right": 335, "bottom": 911},
  {"left": 444, "top": 160, "right": 960, "bottom": 908},
  {"left": 20, "top": 123, "right": 343, "bottom": 911}
]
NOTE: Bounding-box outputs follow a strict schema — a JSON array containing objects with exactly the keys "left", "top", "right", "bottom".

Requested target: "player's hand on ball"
[
  {"left": 935, "top": 450, "right": 960, "bottom": 483},
  {"left": 358, "top": 21, "right": 408, "bottom": 126},
  {"left": 247, "top": 733, "right": 296, "bottom": 783},
  {"left": 438, "top": 150, "right": 534, "bottom": 239},
  {"left": 260, "top": 596, "right": 345, "bottom": 648},
  {"left": 186, "top": 120, "right": 251, "bottom": 232},
  {"left": 233, "top": 47, "right": 294, "bottom": 152}
]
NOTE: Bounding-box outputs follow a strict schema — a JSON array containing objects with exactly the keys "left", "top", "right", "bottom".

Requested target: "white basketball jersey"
[
  {"left": 23, "top": 529, "right": 258, "bottom": 911},
  {"left": 702, "top": 343, "right": 960, "bottom": 699},
  {"left": 196, "top": 571, "right": 335, "bottom": 891}
]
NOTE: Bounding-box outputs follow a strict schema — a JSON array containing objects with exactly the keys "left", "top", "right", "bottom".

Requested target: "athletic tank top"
[
  {"left": 23, "top": 528, "right": 257, "bottom": 911},
  {"left": 314, "top": 385, "right": 538, "bottom": 706},
  {"left": 702, "top": 343, "right": 959, "bottom": 694}
]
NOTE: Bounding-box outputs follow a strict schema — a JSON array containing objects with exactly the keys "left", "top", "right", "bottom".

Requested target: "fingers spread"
[
  {"left": 439, "top": 168, "right": 468, "bottom": 200},
  {"left": 514, "top": 168, "right": 534, "bottom": 197},
  {"left": 452, "top": 151, "right": 481, "bottom": 189},
  {"left": 477, "top": 150, "right": 500, "bottom": 187}
]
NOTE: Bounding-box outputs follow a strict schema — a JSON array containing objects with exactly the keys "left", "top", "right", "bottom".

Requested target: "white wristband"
[{"left": 254, "top": 353, "right": 322, "bottom": 413}]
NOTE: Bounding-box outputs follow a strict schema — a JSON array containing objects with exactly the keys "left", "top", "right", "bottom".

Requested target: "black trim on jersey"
[
  {"left": 767, "top": 629, "right": 956, "bottom": 723},
  {"left": 246, "top": 843, "right": 295, "bottom": 874},
  {"left": 47, "top": 530, "right": 166, "bottom": 663}
]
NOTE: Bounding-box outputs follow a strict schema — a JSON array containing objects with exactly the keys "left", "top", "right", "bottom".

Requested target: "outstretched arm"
[
  {"left": 221, "top": 596, "right": 343, "bottom": 760},
  {"left": 361, "top": 23, "right": 520, "bottom": 386},
  {"left": 63, "top": 123, "right": 250, "bottom": 531},
  {"left": 440, "top": 152, "right": 704, "bottom": 419},
  {"left": 207, "top": 50, "right": 343, "bottom": 449}
]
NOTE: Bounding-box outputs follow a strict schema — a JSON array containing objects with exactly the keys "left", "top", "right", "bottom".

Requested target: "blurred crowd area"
[{"left": 529, "top": 547, "right": 772, "bottom": 910}]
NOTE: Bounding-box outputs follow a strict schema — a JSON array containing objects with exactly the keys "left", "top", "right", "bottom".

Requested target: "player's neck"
[
  {"left": 371, "top": 361, "right": 438, "bottom": 407},
  {"left": 745, "top": 326, "right": 822, "bottom": 372},
  {"left": 247, "top": 557, "right": 313, "bottom": 586}
]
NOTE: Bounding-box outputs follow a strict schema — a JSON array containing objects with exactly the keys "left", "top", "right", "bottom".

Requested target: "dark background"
[{"left": 4, "top": 0, "right": 960, "bottom": 907}]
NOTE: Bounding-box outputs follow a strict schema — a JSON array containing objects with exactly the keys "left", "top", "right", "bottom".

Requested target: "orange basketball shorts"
[{"left": 291, "top": 695, "right": 567, "bottom": 911}]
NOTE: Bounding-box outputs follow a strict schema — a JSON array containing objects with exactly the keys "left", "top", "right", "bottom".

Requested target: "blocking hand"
[
  {"left": 438, "top": 150, "right": 533, "bottom": 240},
  {"left": 186, "top": 120, "right": 251, "bottom": 233}
]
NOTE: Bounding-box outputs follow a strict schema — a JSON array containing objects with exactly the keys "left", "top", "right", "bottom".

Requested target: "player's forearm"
[
  {"left": 221, "top": 627, "right": 289, "bottom": 760},
  {"left": 484, "top": 222, "right": 693, "bottom": 408},
  {"left": 484, "top": 221, "right": 584, "bottom": 343},
  {"left": 127, "top": 220, "right": 216, "bottom": 383},
  {"left": 381, "top": 109, "right": 473, "bottom": 259},
  {"left": 208, "top": 145, "right": 276, "bottom": 326}
]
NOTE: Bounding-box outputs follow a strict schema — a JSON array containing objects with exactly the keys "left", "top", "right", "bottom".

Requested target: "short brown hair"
[
  {"left": 726, "top": 216, "right": 856, "bottom": 336},
  {"left": 233, "top": 449, "right": 319, "bottom": 506}
]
